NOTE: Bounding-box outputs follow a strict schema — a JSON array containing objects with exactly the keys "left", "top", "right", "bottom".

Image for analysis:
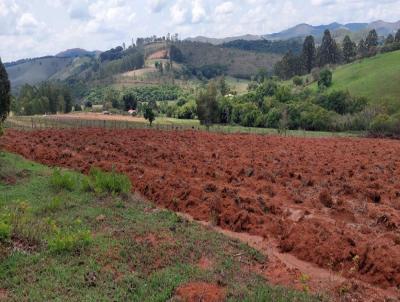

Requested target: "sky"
[{"left": 1, "top": 0, "right": 400, "bottom": 62}]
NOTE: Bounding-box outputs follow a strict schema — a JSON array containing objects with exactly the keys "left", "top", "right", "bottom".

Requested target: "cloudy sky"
[{"left": 1, "top": 0, "right": 400, "bottom": 61}]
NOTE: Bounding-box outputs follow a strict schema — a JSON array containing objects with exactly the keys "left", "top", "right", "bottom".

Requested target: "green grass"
[
  {"left": 0, "top": 152, "right": 324, "bottom": 301},
  {"left": 310, "top": 50, "right": 400, "bottom": 104},
  {"left": 6, "top": 115, "right": 357, "bottom": 138}
]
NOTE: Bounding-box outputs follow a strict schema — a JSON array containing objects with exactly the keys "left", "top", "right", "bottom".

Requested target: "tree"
[
  {"left": 196, "top": 82, "right": 219, "bottom": 127},
  {"left": 123, "top": 93, "right": 137, "bottom": 111},
  {"left": 274, "top": 51, "right": 304, "bottom": 80},
  {"left": 169, "top": 45, "right": 184, "bottom": 63},
  {"left": 395, "top": 29, "right": 400, "bottom": 43},
  {"left": 357, "top": 39, "right": 368, "bottom": 58},
  {"left": 318, "top": 69, "right": 332, "bottom": 89},
  {"left": 143, "top": 106, "right": 155, "bottom": 126},
  {"left": 342, "top": 35, "right": 356, "bottom": 63},
  {"left": 302, "top": 35, "right": 316, "bottom": 73},
  {"left": 385, "top": 34, "right": 395, "bottom": 45},
  {"left": 365, "top": 29, "right": 378, "bottom": 50},
  {"left": 318, "top": 30, "right": 340, "bottom": 67},
  {"left": 63, "top": 89, "right": 72, "bottom": 113},
  {"left": 0, "top": 58, "right": 11, "bottom": 123},
  {"left": 217, "top": 76, "right": 230, "bottom": 96}
]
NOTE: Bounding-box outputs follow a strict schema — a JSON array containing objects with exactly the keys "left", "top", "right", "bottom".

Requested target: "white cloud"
[
  {"left": 149, "top": 0, "right": 168, "bottom": 13},
  {"left": 215, "top": 1, "right": 234, "bottom": 15},
  {"left": 1, "top": 0, "right": 400, "bottom": 61},
  {"left": 192, "top": 0, "right": 206, "bottom": 23}
]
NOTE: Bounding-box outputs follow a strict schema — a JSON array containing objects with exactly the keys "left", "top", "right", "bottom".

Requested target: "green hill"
[
  {"left": 317, "top": 50, "right": 400, "bottom": 103},
  {"left": 6, "top": 57, "right": 73, "bottom": 91}
]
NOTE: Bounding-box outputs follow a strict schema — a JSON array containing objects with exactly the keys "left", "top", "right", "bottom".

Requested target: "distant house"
[{"left": 128, "top": 109, "right": 137, "bottom": 116}]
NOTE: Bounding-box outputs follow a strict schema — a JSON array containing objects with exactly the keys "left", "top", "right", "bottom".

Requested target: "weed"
[
  {"left": 40, "top": 197, "right": 62, "bottom": 213},
  {"left": 47, "top": 228, "right": 92, "bottom": 254},
  {"left": 50, "top": 169, "right": 75, "bottom": 191},
  {"left": 82, "top": 167, "right": 131, "bottom": 195},
  {"left": 0, "top": 221, "right": 11, "bottom": 241},
  {"left": 299, "top": 273, "right": 311, "bottom": 293}
]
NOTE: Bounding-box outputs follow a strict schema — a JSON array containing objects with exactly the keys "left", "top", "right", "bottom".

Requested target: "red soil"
[
  {"left": 2, "top": 129, "right": 400, "bottom": 297},
  {"left": 175, "top": 282, "right": 225, "bottom": 302}
]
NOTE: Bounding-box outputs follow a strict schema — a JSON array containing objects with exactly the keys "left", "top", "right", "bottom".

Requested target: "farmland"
[{"left": 1, "top": 128, "right": 400, "bottom": 300}]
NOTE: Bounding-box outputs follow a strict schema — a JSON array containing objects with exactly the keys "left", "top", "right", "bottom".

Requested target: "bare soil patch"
[
  {"left": 2, "top": 128, "right": 400, "bottom": 299},
  {"left": 174, "top": 282, "right": 225, "bottom": 302}
]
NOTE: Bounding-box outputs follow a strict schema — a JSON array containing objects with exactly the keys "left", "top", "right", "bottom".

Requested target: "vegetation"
[
  {"left": 222, "top": 38, "right": 303, "bottom": 55},
  {"left": 0, "top": 152, "right": 321, "bottom": 301},
  {"left": 274, "top": 28, "right": 400, "bottom": 80},
  {"left": 0, "top": 58, "right": 11, "bottom": 126},
  {"left": 143, "top": 105, "right": 156, "bottom": 126},
  {"left": 13, "top": 82, "right": 73, "bottom": 115}
]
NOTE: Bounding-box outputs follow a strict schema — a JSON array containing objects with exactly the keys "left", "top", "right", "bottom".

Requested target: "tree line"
[
  {"left": 0, "top": 58, "right": 11, "bottom": 133},
  {"left": 12, "top": 83, "right": 73, "bottom": 116},
  {"left": 275, "top": 28, "right": 400, "bottom": 79}
]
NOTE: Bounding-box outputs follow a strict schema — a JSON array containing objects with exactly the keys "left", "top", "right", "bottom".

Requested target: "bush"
[
  {"left": 48, "top": 229, "right": 92, "bottom": 254},
  {"left": 293, "top": 76, "right": 303, "bottom": 86},
  {"left": 318, "top": 69, "right": 332, "bottom": 89},
  {"left": 369, "top": 113, "right": 400, "bottom": 136},
  {"left": 83, "top": 167, "right": 131, "bottom": 194},
  {"left": 0, "top": 222, "right": 11, "bottom": 241},
  {"left": 41, "top": 197, "right": 62, "bottom": 213},
  {"left": 50, "top": 169, "right": 75, "bottom": 191}
]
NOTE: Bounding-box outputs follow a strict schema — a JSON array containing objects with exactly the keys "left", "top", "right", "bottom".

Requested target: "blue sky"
[{"left": 1, "top": 0, "right": 400, "bottom": 61}]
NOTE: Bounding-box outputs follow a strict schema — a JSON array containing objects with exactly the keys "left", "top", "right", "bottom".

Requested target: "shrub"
[
  {"left": 0, "top": 222, "right": 11, "bottom": 241},
  {"left": 41, "top": 197, "right": 62, "bottom": 213},
  {"left": 143, "top": 106, "right": 156, "bottom": 126},
  {"left": 50, "top": 169, "right": 75, "bottom": 191},
  {"left": 318, "top": 69, "right": 332, "bottom": 89},
  {"left": 48, "top": 229, "right": 92, "bottom": 254},
  {"left": 83, "top": 167, "right": 131, "bottom": 195},
  {"left": 369, "top": 113, "right": 400, "bottom": 137},
  {"left": 293, "top": 76, "right": 303, "bottom": 86}
]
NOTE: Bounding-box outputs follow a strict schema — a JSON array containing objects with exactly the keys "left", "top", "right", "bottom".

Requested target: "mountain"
[
  {"left": 367, "top": 20, "right": 400, "bottom": 36},
  {"left": 264, "top": 20, "right": 399, "bottom": 41},
  {"left": 186, "top": 20, "right": 400, "bottom": 45},
  {"left": 264, "top": 22, "right": 368, "bottom": 40},
  {"left": 185, "top": 34, "right": 262, "bottom": 45},
  {"left": 56, "top": 48, "right": 101, "bottom": 58}
]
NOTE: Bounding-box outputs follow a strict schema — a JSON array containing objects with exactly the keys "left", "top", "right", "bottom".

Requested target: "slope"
[
  {"left": 176, "top": 41, "right": 282, "bottom": 78},
  {"left": 318, "top": 50, "right": 400, "bottom": 103},
  {"left": 6, "top": 57, "right": 73, "bottom": 91}
]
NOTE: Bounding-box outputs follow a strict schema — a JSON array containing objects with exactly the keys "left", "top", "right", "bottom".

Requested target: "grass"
[
  {"left": 5, "top": 115, "right": 357, "bottom": 138},
  {"left": 0, "top": 152, "right": 324, "bottom": 301},
  {"left": 309, "top": 50, "right": 400, "bottom": 103}
]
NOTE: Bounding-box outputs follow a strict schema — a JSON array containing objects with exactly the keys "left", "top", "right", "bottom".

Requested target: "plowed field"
[{"left": 2, "top": 129, "right": 400, "bottom": 295}]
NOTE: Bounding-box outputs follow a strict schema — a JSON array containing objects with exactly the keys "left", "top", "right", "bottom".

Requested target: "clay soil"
[{"left": 2, "top": 129, "right": 400, "bottom": 298}]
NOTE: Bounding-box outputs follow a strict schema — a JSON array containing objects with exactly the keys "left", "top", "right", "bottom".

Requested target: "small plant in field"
[
  {"left": 4, "top": 202, "right": 47, "bottom": 246},
  {"left": 349, "top": 255, "right": 360, "bottom": 273},
  {"left": 50, "top": 169, "right": 75, "bottom": 191},
  {"left": 41, "top": 197, "right": 62, "bottom": 213},
  {"left": 47, "top": 228, "right": 92, "bottom": 254},
  {"left": 82, "top": 167, "right": 131, "bottom": 195},
  {"left": 299, "top": 273, "right": 311, "bottom": 293},
  {"left": 0, "top": 221, "right": 11, "bottom": 241}
]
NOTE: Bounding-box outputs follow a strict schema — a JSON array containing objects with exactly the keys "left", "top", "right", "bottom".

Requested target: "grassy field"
[
  {"left": 0, "top": 152, "right": 322, "bottom": 301},
  {"left": 310, "top": 50, "right": 400, "bottom": 103},
  {"left": 5, "top": 115, "right": 359, "bottom": 138}
]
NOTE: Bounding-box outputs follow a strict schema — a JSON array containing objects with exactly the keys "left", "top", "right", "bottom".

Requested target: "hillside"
[
  {"left": 176, "top": 41, "right": 282, "bottom": 78},
  {"left": 5, "top": 57, "right": 73, "bottom": 91},
  {"left": 312, "top": 50, "right": 400, "bottom": 103}
]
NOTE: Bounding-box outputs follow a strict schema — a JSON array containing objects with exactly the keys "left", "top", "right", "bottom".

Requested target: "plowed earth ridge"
[{"left": 2, "top": 129, "right": 400, "bottom": 298}]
